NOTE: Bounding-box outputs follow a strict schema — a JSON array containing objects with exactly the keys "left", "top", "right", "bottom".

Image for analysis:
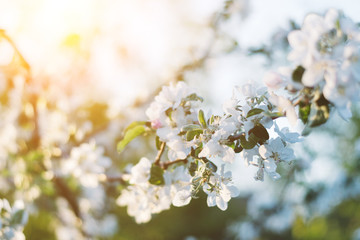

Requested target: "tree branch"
[
  {"left": 162, "top": 159, "right": 188, "bottom": 170},
  {"left": 227, "top": 132, "right": 245, "bottom": 142},
  {"left": 154, "top": 142, "right": 166, "bottom": 165}
]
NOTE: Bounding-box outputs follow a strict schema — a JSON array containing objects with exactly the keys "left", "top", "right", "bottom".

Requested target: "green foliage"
[
  {"left": 198, "top": 110, "right": 207, "bottom": 128},
  {"left": 124, "top": 121, "right": 148, "bottom": 132},
  {"left": 186, "top": 129, "right": 203, "bottom": 141},
  {"left": 23, "top": 211, "right": 56, "bottom": 240},
  {"left": 181, "top": 124, "right": 202, "bottom": 132},
  {"left": 117, "top": 123, "right": 147, "bottom": 153},
  {"left": 234, "top": 140, "right": 243, "bottom": 153},
  {"left": 239, "top": 124, "right": 269, "bottom": 149},
  {"left": 308, "top": 94, "right": 330, "bottom": 128},
  {"left": 183, "top": 93, "right": 204, "bottom": 103},
  {"left": 192, "top": 145, "right": 203, "bottom": 159},
  {"left": 10, "top": 209, "right": 26, "bottom": 226},
  {"left": 80, "top": 102, "right": 109, "bottom": 128},
  {"left": 149, "top": 164, "right": 165, "bottom": 185},
  {"left": 205, "top": 160, "right": 218, "bottom": 173},
  {"left": 113, "top": 193, "right": 247, "bottom": 240},
  {"left": 248, "top": 124, "right": 269, "bottom": 144},
  {"left": 302, "top": 91, "right": 331, "bottom": 135},
  {"left": 263, "top": 111, "right": 283, "bottom": 119},
  {"left": 189, "top": 161, "right": 198, "bottom": 177},
  {"left": 155, "top": 136, "right": 162, "bottom": 150},
  {"left": 292, "top": 197, "right": 360, "bottom": 240},
  {"left": 292, "top": 65, "right": 305, "bottom": 83},
  {"left": 239, "top": 133, "right": 258, "bottom": 149},
  {"left": 246, "top": 108, "right": 264, "bottom": 118},
  {"left": 299, "top": 101, "right": 311, "bottom": 124}
]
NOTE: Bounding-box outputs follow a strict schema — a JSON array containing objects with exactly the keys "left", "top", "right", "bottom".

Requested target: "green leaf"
[
  {"left": 292, "top": 65, "right": 305, "bottom": 83},
  {"left": 192, "top": 145, "right": 203, "bottom": 158},
  {"left": 155, "top": 136, "right": 162, "bottom": 150},
  {"left": 181, "top": 124, "right": 202, "bottom": 132},
  {"left": 189, "top": 161, "right": 198, "bottom": 177},
  {"left": 246, "top": 108, "right": 264, "bottom": 118},
  {"left": 248, "top": 124, "right": 269, "bottom": 144},
  {"left": 302, "top": 92, "right": 331, "bottom": 135},
  {"left": 183, "top": 93, "right": 204, "bottom": 102},
  {"left": 117, "top": 125, "right": 146, "bottom": 153},
  {"left": 124, "top": 121, "right": 148, "bottom": 132},
  {"left": 10, "top": 209, "right": 26, "bottom": 226},
  {"left": 226, "top": 142, "right": 235, "bottom": 149},
  {"left": 239, "top": 133, "right": 259, "bottom": 149},
  {"left": 24, "top": 150, "right": 44, "bottom": 162},
  {"left": 149, "top": 164, "right": 165, "bottom": 185},
  {"left": 299, "top": 101, "right": 311, "bottom": 124},
  {"left": 205, "top": 161, "right": 217, "bottom": 172},
  {"left": 308, "top": 92, "right": 330, "bottom": 128},
  {"left": 209, "top": 115, "right": 215, "bottom": 125},
  {"left": 234, "top": 141, "right": 243, "bottom": 153},
  {"left": 263, "top": 111, "right": 283, "bottom": 119},
  {"left": 308, "top": 103, "right": 330, "bottom": 128},
  {"left": 208, "top": 115, "right": 220, "bottom": 125},
  {"left": 186, "top": 129, "right": 203, "bottom": 141},
  {"left": 198, "top": 109, "right": 207, "bottom": 128},
  {"left": 165, "top": 108, "right": 173, "bottom": 119}
]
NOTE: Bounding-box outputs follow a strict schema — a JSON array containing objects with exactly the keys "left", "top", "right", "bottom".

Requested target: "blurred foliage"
[{"left": 292, "top": 197, "right": 360, "bottom": 240}]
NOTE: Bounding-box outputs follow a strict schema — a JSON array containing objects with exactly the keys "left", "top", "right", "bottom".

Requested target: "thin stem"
[
  {"left": 154, "top": 142, "right": 166, "bottom": 165},
  {"left": 0, "top": 30, "right": 30, "bottom": 71},
  {"left": 105, "top": 176, "right": 127, "bottom": 184},
  {"left": 162, "top": 159, "right": 188, "bottom": 170},
  {"left": 293, "top": 97, "right": 302, "bottom": 107},
  {"left": 227, "top": 132, "right": 245, "bottom": 142}
]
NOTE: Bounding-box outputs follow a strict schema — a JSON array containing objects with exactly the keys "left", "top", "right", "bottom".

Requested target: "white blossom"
[
  {"left": 274, "top": 122, "right": 303, "bottom": 143},
  {"left": 0, "top": 199, "right": 27, "bottom": 240},
  {"left": 263, "top": 71, "right": 286, "bottom": 91},
  {"left": 259, "top": 138, "right": 295, "bottom": 180},
  {"left": 61, "top": 142, "right": 111, "bottom": 187},
  {"left": 269, "top": 93, "right": 297, "bottom": 126},
  {"left": 199, "top": 132, "right": 235, "bottom": 163},
  {"left": 203, "top": 166, "right": 239, "bottom": 211}
]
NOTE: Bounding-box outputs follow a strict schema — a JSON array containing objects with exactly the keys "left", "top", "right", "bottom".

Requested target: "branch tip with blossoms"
[{"left": 116, "top": 8, "right": 360, "bottom": 223}]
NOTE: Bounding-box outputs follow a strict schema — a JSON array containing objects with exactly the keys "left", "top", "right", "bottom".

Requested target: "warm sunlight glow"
[{"left": 0, "top": 0, "right": 221, "bottom": 108}]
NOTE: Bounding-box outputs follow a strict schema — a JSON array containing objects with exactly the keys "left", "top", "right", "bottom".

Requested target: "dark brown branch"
[
  {"left": 227, "top": 132, "right": 245, "bottom": 142},
  {"left": 53, "top": 177, "right": 81, "bottom": 219}
]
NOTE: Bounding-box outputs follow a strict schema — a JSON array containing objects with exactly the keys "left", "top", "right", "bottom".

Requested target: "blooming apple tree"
[
  {"left": 116, "top": 9, "right": 360, "bottom": 223},
  {"left": 0, "top": 7, "right": 359, "bottom": 239}
]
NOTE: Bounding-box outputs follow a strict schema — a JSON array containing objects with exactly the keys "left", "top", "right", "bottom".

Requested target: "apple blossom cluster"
[
  {"left": 60, "top": 141, "right": 112, "bottom": 188},
  {"left": 117, "top": 81, "right": 302, "bottom": 223},
  {"left": 263, "top": 9, "right": 360, "bottom": 128},
  {"left": 117, "top": 9, "right": 360, "bottom": 224},
  {"left": 0, "top": 199, "right": 28, "bottom": 240}
]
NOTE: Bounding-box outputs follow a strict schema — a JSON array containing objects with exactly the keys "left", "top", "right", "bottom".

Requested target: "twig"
[
  {"left": 154, "top": 142, "right": 166, "bottom": 165},
  {"left": 105, "top": 176, "right": 127, "bottom": 184},
  {"left": 227, "top": 132, "right": 245, "bottom": 142},
  {"left": 162, "top": 159, "right": 188, "bottom": 170},
  {"left": 53, "top": 177, "right": 81, "bottom": 219}
]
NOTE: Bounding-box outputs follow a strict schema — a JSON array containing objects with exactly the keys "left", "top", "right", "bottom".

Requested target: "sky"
[{"left": 0, "top": 0, "right": 359, "bottom": 110}]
